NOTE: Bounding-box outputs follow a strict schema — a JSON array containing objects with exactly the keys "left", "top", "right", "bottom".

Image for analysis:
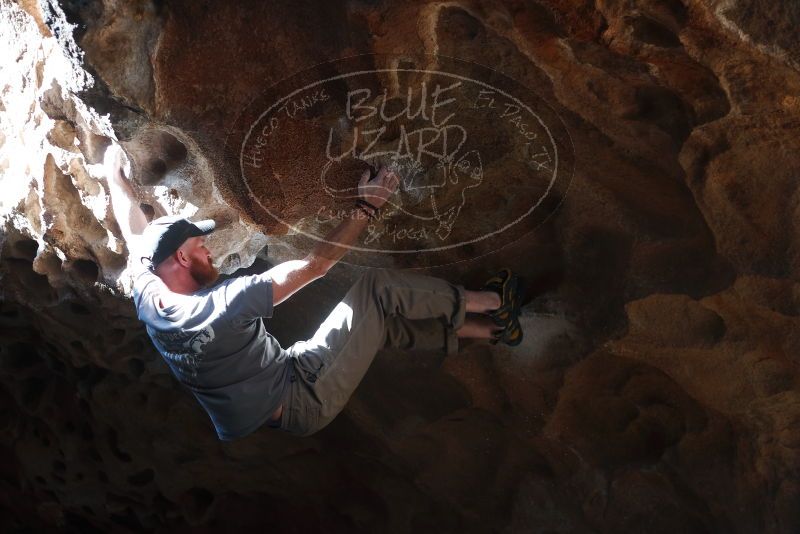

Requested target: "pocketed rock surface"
[{"left": 1, "top": 0, "right": 798, "bottom": 532}]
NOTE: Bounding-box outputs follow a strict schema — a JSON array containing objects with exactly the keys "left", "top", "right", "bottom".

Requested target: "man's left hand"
[{"left": 357, "top": 164, "right": 400, "bottom": 209}]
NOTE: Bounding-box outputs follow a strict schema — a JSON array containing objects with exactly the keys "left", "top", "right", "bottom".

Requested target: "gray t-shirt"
[{"left": 131, "top": 265, "right": 291, "bottom": 440}]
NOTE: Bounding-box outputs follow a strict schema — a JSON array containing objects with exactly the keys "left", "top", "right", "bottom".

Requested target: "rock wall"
[{"left": 0, "top": 0, "right": 798, "bottom": 532}]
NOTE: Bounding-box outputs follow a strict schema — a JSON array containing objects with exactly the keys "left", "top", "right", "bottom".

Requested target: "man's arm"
[
  {"left": 105, "top": 144, "right": 148, "bottom": 260},
  {"left": 267, "top": 165, "right": 399, "bottom": 306},
  {"left": 267, "top": 211, "right": 370, "bottom": 306}
]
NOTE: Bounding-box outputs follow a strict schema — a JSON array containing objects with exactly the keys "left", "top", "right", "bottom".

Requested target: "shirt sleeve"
[
  {"left": 130, "top": 262, "right": 160, "bottom": 312},
  {"left": 127, "top": 236, "right": 159, "bottom": 311},
  {"left": 223, "top": 272, "right": 275, "bottom": 324}
]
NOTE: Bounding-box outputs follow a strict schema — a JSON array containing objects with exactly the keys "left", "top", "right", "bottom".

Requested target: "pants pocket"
[
  {"left": 278, "top": 363, "right": 322, "bottom": 437},
  {"left": 292, "top": 345, "right": 332, "bottom": 385},
  {"left": 282, "top": 399, "right": 320, "bottom": 437}
]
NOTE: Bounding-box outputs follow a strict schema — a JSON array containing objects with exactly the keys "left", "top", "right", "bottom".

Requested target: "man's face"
[{"left": 185, "top": 236, "right": 219, "bottom": 288}]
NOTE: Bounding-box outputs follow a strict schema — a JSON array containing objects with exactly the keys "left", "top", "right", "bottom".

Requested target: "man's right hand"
[
  {"left": 106, "top": 143, "right": 130, "bottom": 185},
  {"left": 357, "top": 164, "right": 400, "bottom": 210}
]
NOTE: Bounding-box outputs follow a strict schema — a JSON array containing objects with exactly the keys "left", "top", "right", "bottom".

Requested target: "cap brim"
[{"left": 192, "top": 219, "right": 216, "bottom": 235}]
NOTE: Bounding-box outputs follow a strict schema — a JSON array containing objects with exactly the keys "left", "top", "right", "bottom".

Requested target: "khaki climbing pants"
[{"left": 278, "top": 267, "right": 467, "bottom": 437}]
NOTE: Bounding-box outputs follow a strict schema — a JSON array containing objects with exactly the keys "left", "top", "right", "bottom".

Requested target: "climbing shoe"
[{"left": 481, "top": 268, "right": 524, "bottom": 346}]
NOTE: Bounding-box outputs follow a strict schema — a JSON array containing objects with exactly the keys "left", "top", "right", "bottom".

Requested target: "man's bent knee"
[{"left": 357, "top": 267, "right": 393, "bottom": 289}]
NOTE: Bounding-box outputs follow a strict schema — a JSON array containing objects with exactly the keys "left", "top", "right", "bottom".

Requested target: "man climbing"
[{"left": 105, "top": 143, "right": 524, "bottom": 439}]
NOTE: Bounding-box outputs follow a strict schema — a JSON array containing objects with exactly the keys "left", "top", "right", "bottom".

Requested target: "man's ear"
[
  {"left": 175, "top": 247, "right": 191, "bottom": 268},
  {"left": 175, "top": 237, "right": 199, "bottom": 268}
]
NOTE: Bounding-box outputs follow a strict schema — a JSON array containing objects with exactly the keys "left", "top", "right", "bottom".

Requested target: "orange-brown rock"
[{"left": 1, "top": 0, "right": 798, "bottom": 531}]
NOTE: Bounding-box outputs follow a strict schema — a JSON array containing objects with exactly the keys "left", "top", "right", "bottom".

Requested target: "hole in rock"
[
  {"left": 108, "top": 328, "right": 126, "bottom": 345},
  {"left": 442, "top": 7, "right": 482, "bottom": 41},
  {"left": 397, "top": 59, "right": 416, "bottom": 70},
  {"left": 64, "top": 510, "right": 104, "bottom": 533},
  {"left": 58, "top": 0, "right": 101, "bottom": 42},
  {"left": 629, "top": 15, "right": 681, "bottom": 47},
  {"left": 97, "top": 469, "right": 108, "bottom": 483},
  {"left": 110, "top": 506, "right": 143, "bottom": 530},
  {"left": 75, "top": 365, "right": 108, "bottom": 394},
  {"left": 643, "top": 428, "right": 668, "bottom": 459},
  {"left": 127, "top": 468, "right": 154, "bottom": 486},
  {"left": 3, "top": 342, "right": 42, "bottom": 371},
  {"left": 52, "top": 460, "right": 65, "bottom": 473},
  {"left": 74, "top": 365, "right": 91, "bottom": 381},
  {"left": 6, "top": 259, "right": 55, "bottom": 303},
  {"left": 632, "top": 85, "right": 691, "bottom": 144},
  {"left": 182, "top": 487, "right": 215, "bottom": 518},
  {"left": 128, "top": 358, "right": 145, "bottom": 378},
  {"left": 70, "top": 259, "right": 99, "bottom": 284},
  {"left": 107, "top": 428, "right": 132, "bottom": 463},
  {"left": 0, "top": 306, "right": 19, "bottom": 318},
  {"left": 139, "top": 203, "right": 155, "bottom": 221},
  {"left": 20, "top": 377, "right": 46, "bottom": 409},
  {"left": 157, "top": 131, "right": 188, "bottom": 164},
  {"left": 153, "top": 492, "right": 174, "bottom": 514},
  {"left": 13, "top": 238, "right": 38, "bottom": 261},
  {"left": 144, "top": 158, "right": 167, "bottom": 181},
  {"left": 42, "top": 350, "right": 66, "bottom": 376},
  {"left": 124, "top": 338, "right": 145, "bottom": 353},
  {"left": 127, "top": 129, "right": 188, "bottom": 185},
  {"left": 69, "top": 302, "right": 91, "bottom": 315},
  {"left": 81, "top": 422, "right": 94, "bottom": 441}
]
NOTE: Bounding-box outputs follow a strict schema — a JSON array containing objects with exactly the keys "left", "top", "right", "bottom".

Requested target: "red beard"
[{"left": 189, "top": 255, "right": 219, "bottom": 288}]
